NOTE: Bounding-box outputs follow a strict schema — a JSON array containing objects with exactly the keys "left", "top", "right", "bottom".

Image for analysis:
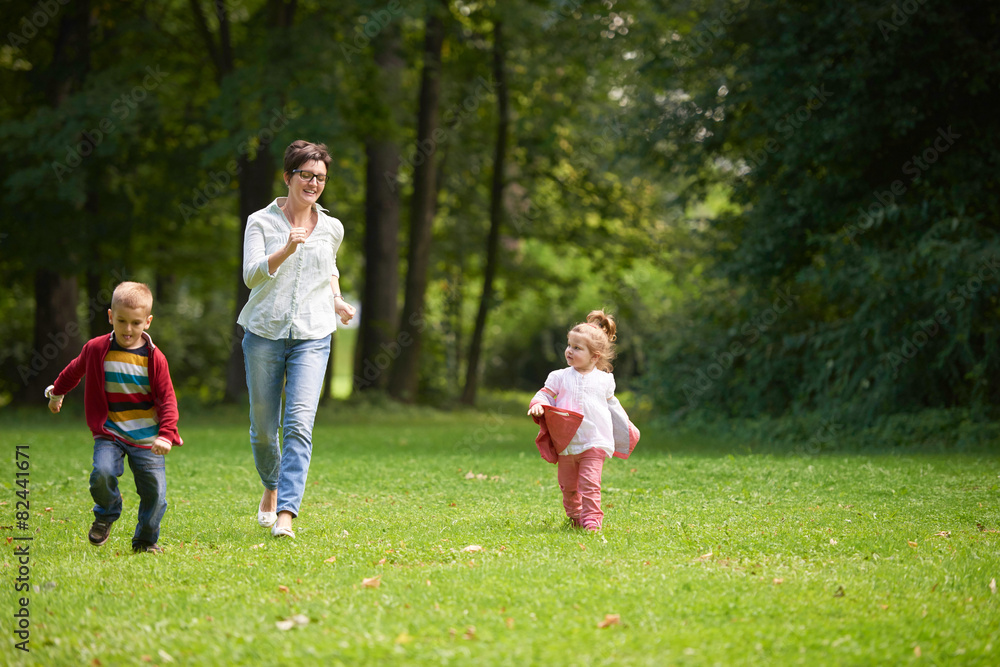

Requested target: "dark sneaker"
[
  {"left": 88, "top": 520, "right": 112, "bottom": 546},
  {"left": 133, "top": 543, "right": 164, "bottom": 554}
]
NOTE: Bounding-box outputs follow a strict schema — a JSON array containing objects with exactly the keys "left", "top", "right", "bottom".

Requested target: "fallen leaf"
[
  {"left": 158, "top": 649, "right": 175, "bottom": 663},
  {"left": 505, "top": 617, "right": 515, "bottom": 629},
  {"left": 597, "top": 614, "right": 621, "bottom": 628},
  {"left": 276, "top": 620, "right": 295, "bottom": 631},
  {"left": 461, "top": 545, "right": 484, "bottom": 553},
  {"left": 694, "top": 552, "right": 713, "bottom": 562},
  {"left": 833, "top": 586, "right": 845, "bottom": 598},
  {"left": 914, "top": 646, "right": 921, "bottom": 657},
  {"left": 377, "top": 558, "right": 387, "bottom": 565},
  {"left": 291, "top": 614, "right": 309, "bottom": 626},
  {"left": 363, "top": 576, "right": 381, "bottom": 588},
  {"left": 278, "top": 585, "right": 289, "bottom": 593},
  {"left": 141, "top": 656, "right": 152, "bottom": 663},
  {"left": 463, "top": 626, "right": 477, "bottom": 640},
  {"left": 578, "top": 543, "right": 587, "bottom": 551},
  {"left": 907, "top": 540, "right": 918, "bottom": 548},
  {"left": 341, "top": 529, "right": 350, "bottom": 538},
  {"left": 324, "top": 556, "right": 337, "bottom": 563},
  {"left": 932, "top": 531, "right": 951, "bottom": 538},
  {"left": 476, "top": 474, "right": 487, "bottom": 480},
  {"left": 773, "top": 578, "right": 784, "bottom": 585},
  {"left": 90, "top": 660, "right": 101, "bottom": 666},
  {"left": 990, "top": 578, "right": 997, "bottom": 595},
  {"left": 880, "top": 604, "right": 889, "bottom": 610},
  {"left": 45, "top": 507, "right": 53, "bottom": 512},
  {"left": 395, "top": 632, "right": 413, "bottom": 645},
  {"left": 465, "top": 471, "right": 476, "bottom": 479},
  {"left": 250, "top": 543, "right": 265, "bottom": 550}
]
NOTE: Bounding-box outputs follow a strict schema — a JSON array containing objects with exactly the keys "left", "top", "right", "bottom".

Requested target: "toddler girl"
[{"left": 528, "top": 310, "right": 639, "bottom": 531}]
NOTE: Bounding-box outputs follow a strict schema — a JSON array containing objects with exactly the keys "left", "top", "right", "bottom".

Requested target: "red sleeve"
[
  {"left": 150, "top": 349, "right": 183, "bottom": 446},
  {"left": 50, "top": 341, "right": 93, "bottom": 397}
]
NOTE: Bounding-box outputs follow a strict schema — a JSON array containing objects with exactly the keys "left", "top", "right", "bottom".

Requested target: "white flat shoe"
[
  {"left": 257, "top": 509, "right": 277, "bottom": 527},
  {"left": 271, "top": 524, "right": 295, "bottom": 538}
]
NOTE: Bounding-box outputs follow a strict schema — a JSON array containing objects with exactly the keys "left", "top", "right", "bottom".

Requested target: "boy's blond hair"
[{"left": 111, "top": 281, "right": 154, "bottom": 315}]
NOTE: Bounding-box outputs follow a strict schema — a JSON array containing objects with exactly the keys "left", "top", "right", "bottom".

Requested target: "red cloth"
[
  {"left": 50, "top": 333, "right": 183, "bottom": 448},
  {"left": 532, "top": 404, "right": 584, "bottom": 464}
]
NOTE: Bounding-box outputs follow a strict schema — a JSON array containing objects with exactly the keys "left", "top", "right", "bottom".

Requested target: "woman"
[{"left": 239, "top": 140, "right": 355, "bottom": 538}]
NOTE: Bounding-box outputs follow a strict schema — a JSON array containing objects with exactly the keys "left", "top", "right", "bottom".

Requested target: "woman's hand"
[
  {"left": 335, "top": 297, "right": 356, "bottom": 325},
  {"left": 283, "top": 227, "right": 309, "bottom": 255}
]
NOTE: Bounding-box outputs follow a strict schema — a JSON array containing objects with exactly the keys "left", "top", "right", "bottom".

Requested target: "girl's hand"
[
  {"left": 48, "top": 396, "right": 64, "bottom": 414},
  {"left": 151, "top": 438, "right": 172, "bottom": 456},
  {"left": 527, "top": 404, "right": 544, "bottom": 418},
  {"left": 335, "top": 297, "right": 356, "bottom": 325}
]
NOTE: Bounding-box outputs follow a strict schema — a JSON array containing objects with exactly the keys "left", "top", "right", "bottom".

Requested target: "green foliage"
[{"left": 637, "top": 0, "right": 1000, "bottom": 421}]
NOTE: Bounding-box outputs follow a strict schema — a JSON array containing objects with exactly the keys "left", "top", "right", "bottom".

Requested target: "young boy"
[{"left": 45, "top": 281, "right": 182, "bottom": 554}]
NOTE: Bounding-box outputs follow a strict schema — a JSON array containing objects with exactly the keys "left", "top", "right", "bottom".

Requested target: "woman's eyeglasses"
[{"left": 292, "top": 169, "right": 327, "bottom": 183}]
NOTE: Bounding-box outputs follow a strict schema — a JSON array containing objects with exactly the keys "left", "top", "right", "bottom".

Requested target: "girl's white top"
[
  {"left": 238, "top": 198, "right": 344, "bottom": 340},
  {"left": 534, "top": 367, "right": 616, "bottom": 457}
]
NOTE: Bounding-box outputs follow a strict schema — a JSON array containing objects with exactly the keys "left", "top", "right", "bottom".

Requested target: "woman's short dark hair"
[{"left": 283, "top": 140, "right": 332, "bottom": 174}]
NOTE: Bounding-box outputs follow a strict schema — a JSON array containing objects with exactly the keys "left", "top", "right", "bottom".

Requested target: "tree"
[
  {"left": 389, "top": 1, "right": 447, "bottom": 402},
  {"left": 461, "top": 20, "right": 508, "bottom": 406}
]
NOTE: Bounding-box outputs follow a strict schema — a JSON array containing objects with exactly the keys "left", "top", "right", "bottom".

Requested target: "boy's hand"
[
  {"left": 151, "top": 438, "right": 172, "bottom": 456},
  {"left": 45, "top": 386, "right": 64, "bottom": 413},
  {"left": 527, "top": 404, "right": 544, "bottom": 418}
]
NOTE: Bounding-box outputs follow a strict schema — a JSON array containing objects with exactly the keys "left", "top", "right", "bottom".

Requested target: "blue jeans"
[
  {"left": 91, "top": 437, "right": 167, "bottom": 547},
  {"left": 242, "top": 331, "right": 331, "bottom": 518}
]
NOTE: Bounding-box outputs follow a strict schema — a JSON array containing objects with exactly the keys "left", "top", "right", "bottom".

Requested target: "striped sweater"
[{"left": 50, "top": 332, "right": 183, "bottom": 448}]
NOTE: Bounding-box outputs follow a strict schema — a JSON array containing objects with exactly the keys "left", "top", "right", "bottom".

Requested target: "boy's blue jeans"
[
  {"left": 91, "top": 437, "right": 167, "bottom": 548},
  {"left": 242, "top": 331, "right": 331, "bottom": 518}
]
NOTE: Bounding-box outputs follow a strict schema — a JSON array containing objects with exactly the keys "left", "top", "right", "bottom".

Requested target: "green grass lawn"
[{"left": 2, "top": 401, "right": 999, "bottom": 666}]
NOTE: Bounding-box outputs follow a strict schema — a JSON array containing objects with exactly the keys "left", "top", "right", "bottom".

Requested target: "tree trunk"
[
  {"left": 224, "top": 145, "right": 276, "bottom": 402},
  {"left": 218, "top": 0, "right": 293, "bottom": 402},
  {"left": 17, "top": 0, "right": 91, "bottom": 403},
  {"left": 389, "top": 5, "right": 446, "bottom": 402},
  {"left": 355, "top": 28, "right": 404, "bottom": 393},
  {"left": 461, "top": 21, "right": 508, "bottom": 406},
  {"left": 21, "top": 271, "right": 82, "bottom": 402}
]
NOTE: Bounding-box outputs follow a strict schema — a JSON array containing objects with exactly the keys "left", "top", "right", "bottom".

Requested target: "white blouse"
[
  {"left": 533, "top": 367, "right": 616, "bottom": 457},
  {"left": 237, "top": 198, "right": 344, "bottom": 340}
]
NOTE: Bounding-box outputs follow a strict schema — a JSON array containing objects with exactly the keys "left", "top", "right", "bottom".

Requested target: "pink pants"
[{"left": 557, "top": 448, "right": 607, "bottom": 529}]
